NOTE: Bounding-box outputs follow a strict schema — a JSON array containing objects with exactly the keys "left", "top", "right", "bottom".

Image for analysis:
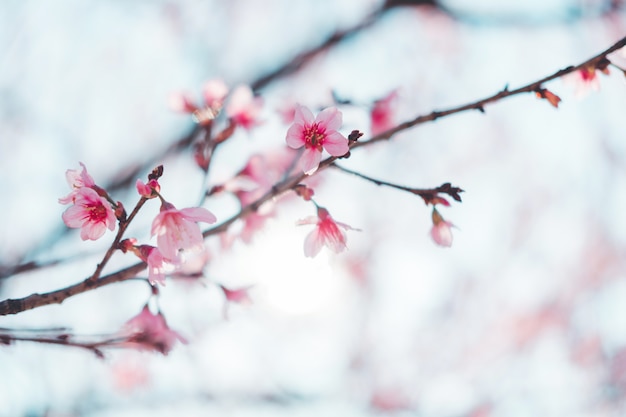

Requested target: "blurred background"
[{"left": 1, "top": 0, "right": 626, "bottom": 416}]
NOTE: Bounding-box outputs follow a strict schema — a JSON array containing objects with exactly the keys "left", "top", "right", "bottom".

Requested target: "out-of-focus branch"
[
  {"left": 0, "top": 331, "right": 126, "bottom": 358},
  {"left": 0, "top": 262, "right": 146, "bottom": 316},
  {"left": 352, "top": 35, "right": 626, "bottom": 150},
  {"left": 0, "top": 36, "right": 624, "bottom": 316}
]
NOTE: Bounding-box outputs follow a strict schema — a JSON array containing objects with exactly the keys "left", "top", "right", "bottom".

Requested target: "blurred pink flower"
[
  {"left": 59, "top": 162, "right": 96, "bottom": 204},
  {"left": 110, "top": 357, "right": 150, "bottom": 392},
  {"left": 61, "top": 187, "right": 116, "bottom": 241},
  {"left": 298, "top": 207, "right": 355, "bottom": 257},
  {"left": 430, "top": 208, "right": 453, "bottom": 247},
  {"left": 277, "top": 100, "right": 297, "bottom": 124},
  {"left": 122, "top": 305, "right": 187, "bottom": 355},
  {"left": 563, "top": 65, "right": 606, "bottom": 98},
  {"left": 226, "top": 85, "right": 263, "bottom": 129},
  {"left": 220, "top": 285, "right": 253, "bottom": 304},
  {"left": 169, "top": 78, "right": 229, "bottom": 125},
  {"left": 151, "top": 202, "right": 217, "bottom": 260},
  {"left": 168, "top": 92, "right": 198, "bottom": 114},
  {"left": 135, "top": 179, "right": 160, "bottom": 198},
  {"left": 202, "top": 78, "right": 229, "bottom": 109},
  {"left": 286, "top": 105, "right": 349, "bottom": 174},
  {"left": 137, "top": 245, "right": 174, "bottom": 286},
  {"left": 370, "top": 90, "right": 398, "bottom": 135},
  {"left": 219, "top": 284, "right": 253, "bottom": 319}
]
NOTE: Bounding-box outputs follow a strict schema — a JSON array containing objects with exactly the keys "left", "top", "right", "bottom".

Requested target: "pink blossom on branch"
[
  {"left": 121, "top": 305, "right": 187, "bottom": 355},
  {"left": 297, "top": 207, "right": 356, "bottom": 257},
  {"left": 136, "top": 245, "right": 175, "bottom": 286},
  {"left": 61, "top": 187, "right": 116, "bottom": 241},
  {"left": 226, "top": 85, "right": 263, "bottom": 129},
  {"left": 202, "top": 78, "right": 229, "bottom": 110},
  {"left": 151, "top": 202, "right": 217, "bottom": 260},
  {"left": 370, "top": 90, "right": 398, "bottom": 135},
  {"left": 563, "top": 65, "right": 608, "bottom": 98},
  {"left": 286, "top": 105, "right": 349, "bottom": 175},
  {"left": 430, "top": 208, "right": 454, "bottom": 247},
  {"left": 169, "top": 78, "right": 229, "bottom": 125},
  {"left": 58, "top": 162, "right": 96, "bottom": 204},
  {"left": 135, "top": 179, "right": 160, "bottom": 198}
]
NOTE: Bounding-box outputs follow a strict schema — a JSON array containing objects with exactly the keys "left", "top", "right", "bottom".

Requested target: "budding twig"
[{"left": 0, "top": 36, "right": 624, "bottom": 316}]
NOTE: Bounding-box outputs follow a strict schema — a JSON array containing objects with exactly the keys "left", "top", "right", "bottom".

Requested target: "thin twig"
[
  {"left": 0, "top": 36, "right": 624, "bottom": 316},
  {"left": 351, "top": 36, "right": 626, "bottom": 150}
]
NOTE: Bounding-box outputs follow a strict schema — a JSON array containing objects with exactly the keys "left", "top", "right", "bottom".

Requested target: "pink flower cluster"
[
  {"left": 133, "top": 181, "right": 217, "bottom": 286},
  {"left": 170, "top": 79, "right": 263, "bottom": 129}
]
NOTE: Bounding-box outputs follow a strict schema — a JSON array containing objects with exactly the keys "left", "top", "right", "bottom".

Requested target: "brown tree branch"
[
  {"left": 0, "top": 36, "right": 624, "bottom": 316},
  {"left": 352, "top": 35, "right": 626, "bottom": 150},
  {"left": 0, "top": 262, "right": 146, "bottom": 316}
]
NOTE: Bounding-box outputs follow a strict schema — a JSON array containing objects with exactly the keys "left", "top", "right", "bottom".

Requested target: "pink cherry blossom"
[
  {"left": 169, "top": 78, "right": 229, "bottom": 125},
  {"left": 135, "top": 179, "right": 160, "bottom": 198},
  {"left": 61, "top": 187, "right": 116, "bottom": 241},
  {"left": 121, "top": 305, "right": 187, "bottom": 355},
  {"left": 298, "top": 207, "right": 355, "bottom": 257},
  {"left": 226, "top": 85, "right": 263, "bottom": 129},
  {"left": 370, "top": 90, "right": 398, "bottom": 135},
  {"left": 202, "top": 78, "right": 229, "bottom": 109},
  {"left": 286, "top": 105, "right": 349, "bottom": 174},
  {"left": 563, "top": 65, "right": 606, "bottom": 98},
  {"left": 220, "top": 150, "right": 298, "bottom": 243},
  {"left": 59, "top": 162, "right": 96, "bottom": 204},
  {"left": 277, "top": 100, "right": 297, "bottom": 124},
  {"left": 137, "top": 245, "right": 174, "bottom": 286},
  {"left": 430, "top": 208, "right": 453, "bottom": 247},
  {"left": 151, "top": 202, "right": 217, "bottom": 260}
]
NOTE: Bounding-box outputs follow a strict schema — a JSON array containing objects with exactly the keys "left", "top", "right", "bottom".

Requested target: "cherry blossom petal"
[
  {"left": 322, "top": 131, "right": 349, "bottom": 156},
  {"left": 61, "top": 204, "right": 88, "bottom": 228},
  {"left": 304, "top": 228, "right": 324, "bottom": 257},
  {"left": 300, "top": 148, "right": 322, "bottom": 175},
  {"left": 293, "top": 104, "right": 314, "bottom": 126},
  {"left": 147, "top": 248, "right": 167, "bottom": 286},
  {"left": 81, "top": 221, "right": 107, "bottom": 241},
  {"left": 157, "top": 220, "right": 203, "bottom": 259},
  {"left": 136, "top": 179, "right": 155, "bottom": 197},
  {"left": 286, "top": 123, "right": 306, "bottom": 149},
  {"left": 296, "top": 215, "right": 319, "bottom": 226},
  {"left": 178, "top": 207, "right": 217, "bottom": 224},
  {"left": 315, "top": 106, "right": 342, "bottom": 131}
]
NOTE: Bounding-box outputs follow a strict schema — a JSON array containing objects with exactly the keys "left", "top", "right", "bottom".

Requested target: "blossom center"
[
  {"left": 580, "top": 67, "right": 596, "bottom": 82},
  {"left": 86, "top": 202, "right": 108, "bottom": 222},
  {"left": 304, "top": 123, "right": 325, "bottom": 151}
]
